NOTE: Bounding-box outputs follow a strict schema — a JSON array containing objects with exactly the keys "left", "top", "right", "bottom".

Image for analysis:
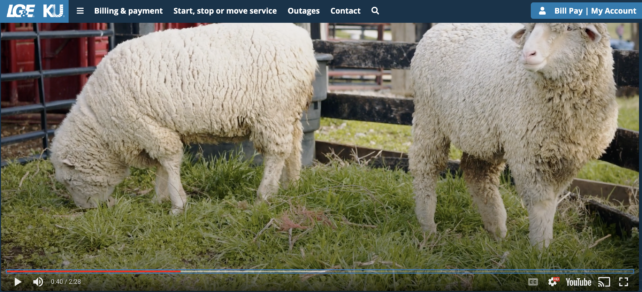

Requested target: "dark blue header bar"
[{"left": 2, "top": 0, "right": 642, "bottom": 23}]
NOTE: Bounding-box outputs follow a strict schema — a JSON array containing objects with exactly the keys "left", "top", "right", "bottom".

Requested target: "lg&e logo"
[
  {"left": 6, "top": 4, "right": 35, "bottom": 17},
  {"left": 7, "top": 4, "right": 63, "bottom": 18}
]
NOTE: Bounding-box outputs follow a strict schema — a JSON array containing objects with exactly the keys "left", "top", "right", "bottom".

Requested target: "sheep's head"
[
  {"left": 511, "top": 23, "right": 610, "bottom": 77},
  {"left": 50, "top": 137, "right": 128, "bottom": 209}
]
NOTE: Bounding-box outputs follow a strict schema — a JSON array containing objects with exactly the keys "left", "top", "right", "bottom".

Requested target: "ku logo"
[
  {"left": 43, "top": 4, "right": 63, "bottom": 17},
  {"left": 6, "top": 4, "right": 35, "bottom": 17}
]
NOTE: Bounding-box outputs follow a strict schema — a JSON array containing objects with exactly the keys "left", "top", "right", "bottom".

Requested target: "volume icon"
[{"left": 33, "top": 277, "right": 43, "bottom": 287}]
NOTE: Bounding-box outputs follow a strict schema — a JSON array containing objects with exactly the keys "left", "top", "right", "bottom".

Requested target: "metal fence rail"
[
  {"left": 1, "top": 29, "right": 115, "bottom": 40},
  {"left": 1, "top": 24, "right": 115, "bottom": 167}
]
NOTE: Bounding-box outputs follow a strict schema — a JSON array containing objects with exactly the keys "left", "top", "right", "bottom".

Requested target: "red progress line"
[{"left": 7, "top": 270, "right": 181, "bottom": 273}]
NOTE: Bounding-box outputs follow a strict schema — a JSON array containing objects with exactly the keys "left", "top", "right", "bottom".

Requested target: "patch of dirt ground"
[{"left": 1, "top": 122, "right": 56, "bottom": 161}]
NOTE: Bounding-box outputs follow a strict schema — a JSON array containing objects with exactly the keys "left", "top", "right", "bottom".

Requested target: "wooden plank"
[
  {"left": 315, "top": 140, "right": 407, "bottom": 164},
  {"left": 315, "top": 140, "right": 639, "bottom": 205},
  {"left": 599, "top": 128, "right": 639, "bottom": 172},
  {"left": 321, "top": 93, "right": 639, "bottom": 171},
  {"left": 328, "top": 85, "right": 391, "bottom": 91},
  {"left": 569, "top": 178, "right": 639, "bottom": 206},
  {"left": 586, "top": 200, "right": 639, "bottom": 236},
  {"left": 328, "top": 70, "right": 387, "bottom": 76},
  {"left": 613, "top": 49, "right": 639, "bottom": 87},
  {"left": 314, "top": 140, "right": 639, "bottom": 234},
  {"left": 313, "top": 40, "right": 416, "bottom": 70},
  {"left": 321, "top": 93, "right": 414, "bottom": 125},
  {"left": 314, "top": 140, "right": 459, "bottom": 177},
  {"left": 313, "top": 41, "right": 638, "bottom": 87}
]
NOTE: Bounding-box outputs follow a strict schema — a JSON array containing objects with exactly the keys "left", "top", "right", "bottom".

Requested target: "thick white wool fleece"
[
  {"left": 409, "top": 23, "right": 618, "bottom": 248},
  {"left": 51, "top": 23, "right": 317, "bottom": 210}
]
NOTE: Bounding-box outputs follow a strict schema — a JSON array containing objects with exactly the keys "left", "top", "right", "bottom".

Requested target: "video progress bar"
[{"left": 5, "top": 269, "right": 636, "bottom": 275}]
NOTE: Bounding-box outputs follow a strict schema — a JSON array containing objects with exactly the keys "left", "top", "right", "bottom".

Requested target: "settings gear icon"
[{"left": 548, "top": 277, "right": 558, "bottom": 286}]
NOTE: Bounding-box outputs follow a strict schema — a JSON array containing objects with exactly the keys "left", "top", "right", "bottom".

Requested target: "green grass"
[
  {"left": 316, "top": 97, "right": 639, "bottom": 186},
  {"left": 616, "top": 96, "right": 639, "bottom": 131},
  {"left": 332, "top": 30, "right": 378, "bottom": 41},
  {"left": 1, "top": 151, "right": 639, "bottom": 290}
]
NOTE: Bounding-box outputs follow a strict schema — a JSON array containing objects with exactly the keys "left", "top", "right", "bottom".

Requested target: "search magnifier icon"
[{"left": 371, "top": 7, "right": 379, "bottom": 15}]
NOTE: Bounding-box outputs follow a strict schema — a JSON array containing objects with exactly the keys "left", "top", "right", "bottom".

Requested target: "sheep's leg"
[
  {"left": 158, "top": 153, "right": 188, "bottom": 215},
  {"left": 252, "top": 121, "right": 292, "bottom": 201},
  {"left": 152, "top": 166, "right": 171, "bottom": 203},
  {"left": 512, "top": 169, "right": 558, "bottom": 249},
  {"left": 280, "top": 121, "right": 303, "bottom": 188},
  {"left": 136, "top": 121, "right": 187, "bottom": 214},
  {"left": 409, "top": 121, "right": 450, "bottom": 233},
  {"left": 258, "top": 153, "right": 287, "bottom": 200},
  {"left": 461, "top": 153, "right": 507, "bottom": 239},
  {"left": 526, "top": 194, "right": 557, "bottom": 249}
]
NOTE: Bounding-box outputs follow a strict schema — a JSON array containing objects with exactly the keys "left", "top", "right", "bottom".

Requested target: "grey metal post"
[
  {"left": 113, "top": 23, "right": 155, "bottom": 47},
  {"left": 415, "top": 23, "right": 432, "bottom": 42}
]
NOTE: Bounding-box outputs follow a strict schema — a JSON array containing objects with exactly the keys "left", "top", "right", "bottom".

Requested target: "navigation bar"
[{"left": 2, "top": 0, "right": 642, "bottom": 23}]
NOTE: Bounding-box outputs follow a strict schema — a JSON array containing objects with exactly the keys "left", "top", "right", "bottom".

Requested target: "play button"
[{"left": 14, "top": 278, "right": 21, "bottom": 286}]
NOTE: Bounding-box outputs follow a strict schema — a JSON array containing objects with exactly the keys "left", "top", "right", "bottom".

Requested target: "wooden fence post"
[
  {"left": 391, "top": 23, "right": 415, "bottom": 97},
  {"left": 632, "top": 23, "right": 639, "bottom": 50}
]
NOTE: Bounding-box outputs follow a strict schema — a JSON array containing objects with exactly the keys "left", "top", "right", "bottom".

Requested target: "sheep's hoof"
[
  {"left": 256, "top": 196, "right": 272, "bottom": 205},
  {"left": 279, "top": 180, "right": 291, "bottom": 189},
  {"left": 420, "top": 223, "right": 437, "bottom": 234},
  {"left": 280, "top": 177, "right": 299, "bottom": 189},
  {"left": 486, "top": 226, "right": 507, "bottom": 240},
  {"left": 530, "top": 238, "right": 551, "bottom": 250},
  {"left": 256, "top": 189, "right": 276, "bottom": 202},
  {"left": 151, "top": 195, "right": 169, "bottom": 204},
  {"left": 170, "top": 208, "right": 184, "bottom": 215},
  {"left": 106, "top": 197, "right": 117, "bottom": 208}
]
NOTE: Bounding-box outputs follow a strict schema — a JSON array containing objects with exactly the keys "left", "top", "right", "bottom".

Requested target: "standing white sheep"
[
  {"left": 409, "top": 23, "right": 618, "bottom": 248},
  {"left": 50, "top": 23, "right": 318, "bottom": 214}
]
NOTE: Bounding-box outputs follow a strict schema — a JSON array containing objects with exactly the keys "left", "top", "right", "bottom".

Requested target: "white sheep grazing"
[
  {"left": 409, "top": 23, "right": 618, "bottom": 248},
  {"left": 50, "top": 23, "right": 317, "bottom": 214}
]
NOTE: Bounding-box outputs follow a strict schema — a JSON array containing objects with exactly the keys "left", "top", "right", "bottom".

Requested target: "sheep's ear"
[
  {"left": 583, "top": 24, "right": 602, "bottom": 43},
  {"left": 62, "top": 159, "right": 74, "bottom": 167},
  {"left": 511, "top": 28, "right": 526, "bottom": 44}
]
